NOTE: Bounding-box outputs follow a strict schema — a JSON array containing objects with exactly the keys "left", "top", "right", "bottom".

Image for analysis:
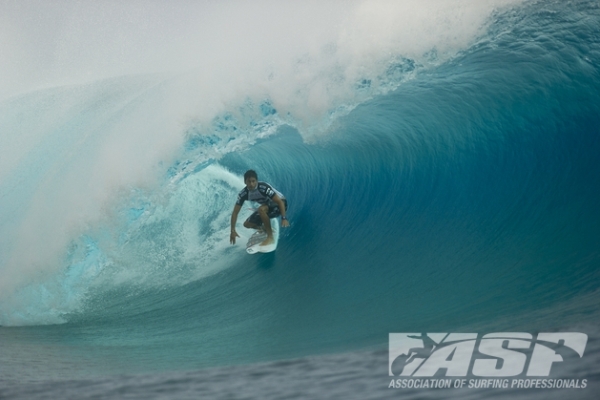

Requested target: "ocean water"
[{"left": 1, "top": 0, "right": 599, "bottom": 399}]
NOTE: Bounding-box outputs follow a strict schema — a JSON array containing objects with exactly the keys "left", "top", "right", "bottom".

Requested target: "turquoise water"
[{"left": 1, "top": 1, "right": 599, "bottom": 398}]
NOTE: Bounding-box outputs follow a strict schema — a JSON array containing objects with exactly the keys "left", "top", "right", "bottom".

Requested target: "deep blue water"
[{"left": 1, "top": 1, "right": 599, "bottom": 398}]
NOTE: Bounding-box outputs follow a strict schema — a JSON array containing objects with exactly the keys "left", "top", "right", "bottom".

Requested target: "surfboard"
[{"left": 246, "top": 217, "right": 279, "bottom": 254}]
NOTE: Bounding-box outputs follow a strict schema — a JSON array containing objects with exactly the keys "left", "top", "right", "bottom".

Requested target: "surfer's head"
[{"left": 244, "top": 170, "right": 258, "bottom": 190}]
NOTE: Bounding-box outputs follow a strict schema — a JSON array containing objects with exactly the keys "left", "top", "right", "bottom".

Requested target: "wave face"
[{"left": 1, "top": 0, "right": 599, "bottom": 385}]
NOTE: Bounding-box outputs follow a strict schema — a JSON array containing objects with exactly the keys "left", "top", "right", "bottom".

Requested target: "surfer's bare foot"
[{"left": 260, "top": 236, "right": 274, "bottom": 246}]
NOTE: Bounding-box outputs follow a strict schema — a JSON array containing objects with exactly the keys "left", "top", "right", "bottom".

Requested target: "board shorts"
[{"left": 246, "top": 199, "right": 288, "bottom": 227}]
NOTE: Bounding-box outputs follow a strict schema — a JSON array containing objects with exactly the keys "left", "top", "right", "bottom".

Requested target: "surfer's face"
[{"left": 245, "top": 177, "right": 258, "bottom": 191}]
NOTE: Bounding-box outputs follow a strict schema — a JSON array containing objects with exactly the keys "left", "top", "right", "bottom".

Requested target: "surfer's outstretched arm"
[{"left": 230, "top": 204, "right": 241, "bottom": 244}]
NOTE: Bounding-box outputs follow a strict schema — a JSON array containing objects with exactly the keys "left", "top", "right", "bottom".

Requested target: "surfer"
[{"left": 230, "top": 170, "right": 289, "bottom": 246}]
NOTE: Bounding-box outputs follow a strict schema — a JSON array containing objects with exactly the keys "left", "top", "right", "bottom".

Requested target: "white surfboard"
[{"left": 246, "top": 218, "right": 279, "bottom": 254}]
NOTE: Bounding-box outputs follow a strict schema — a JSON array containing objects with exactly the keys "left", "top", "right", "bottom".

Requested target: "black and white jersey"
[{"left": 236, "top": 182, "right": 284, "bottom": 207}]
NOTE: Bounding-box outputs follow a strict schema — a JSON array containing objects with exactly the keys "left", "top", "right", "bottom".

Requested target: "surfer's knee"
[{"left": 258, "top": 205, "right": 269, "bottom": 215}]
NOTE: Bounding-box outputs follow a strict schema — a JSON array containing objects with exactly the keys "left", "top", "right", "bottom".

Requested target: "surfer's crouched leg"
[
  {"left": 244, "top": 209, "right": 264, "bottom": 230},
  {"left": 257, "top": 205, "right": 275, "bottom": 245},
  {"left": 243, "top": 219, "right": 260, "bottom": 230}
]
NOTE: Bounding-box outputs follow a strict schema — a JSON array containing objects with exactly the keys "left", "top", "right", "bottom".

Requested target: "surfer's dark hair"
[{"left": 244, "top": 170, "right": 258, "bottom": 182}]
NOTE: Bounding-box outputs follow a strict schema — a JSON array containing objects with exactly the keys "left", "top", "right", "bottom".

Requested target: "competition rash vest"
[{"left": 236, "top": 182, "right": 285, "bottom": 208}]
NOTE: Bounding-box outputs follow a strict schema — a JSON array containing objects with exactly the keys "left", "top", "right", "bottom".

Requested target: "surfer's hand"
[
  {"left": 281, "top": 219, "right": 290, "bottom": 228},
  {"left": 230, "top": 230, "right": 240, "bottom": 244}
]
